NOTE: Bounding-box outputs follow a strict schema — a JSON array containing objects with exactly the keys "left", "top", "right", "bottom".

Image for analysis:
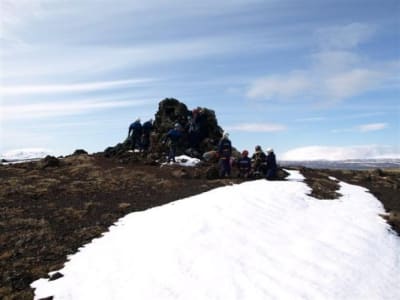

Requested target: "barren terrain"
[{"left": 0, "top": 153, "right": 398, "bottom": 299}]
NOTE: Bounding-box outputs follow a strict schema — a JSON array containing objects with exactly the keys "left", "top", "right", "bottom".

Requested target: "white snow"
[
  {"left": 161, "top": 155, "right": 201, "bottom": 167},
  {"left": 32, "top": 171, "right": 400, "bottom": 300}
]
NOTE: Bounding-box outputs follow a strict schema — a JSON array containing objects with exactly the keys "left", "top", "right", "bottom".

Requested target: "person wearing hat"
[
  {"left": 265, "top": 147, "right": 277, "bottom": 180},
  {"left": 218, "top": 132, "right": 232, "bottom": 177}
]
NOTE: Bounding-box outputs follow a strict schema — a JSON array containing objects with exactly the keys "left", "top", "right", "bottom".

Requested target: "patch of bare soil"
[{"left": 0, "top": 154, "right": 239, "bottom": 299}]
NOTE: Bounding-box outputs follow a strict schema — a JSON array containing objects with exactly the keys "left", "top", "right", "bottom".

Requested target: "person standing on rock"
[
  {"left": 128, "top": 118, "right": 142, "bottom": 150},
  {"left": 141, "top": 119, "right": 153, "bottom": 152},
  {"left": 218, "top": 132, "right": 232, "bottom": 178},
  {"left": 164, "top": 123, "right": 182, "bottom": 163},
  {"left": 265, "top": 148, "right": 277, "bottom": 180}
]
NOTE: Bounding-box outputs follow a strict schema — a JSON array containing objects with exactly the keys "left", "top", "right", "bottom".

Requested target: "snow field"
[{"left": 32, "top": 171, "right": 400, "bottom": 300}]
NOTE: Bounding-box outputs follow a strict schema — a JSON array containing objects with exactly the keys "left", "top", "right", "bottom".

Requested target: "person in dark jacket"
[
  {"left": 218, "top": 132, "right": 232, "bottom": 177},
  {"left": 237, "top": 150, "right": 252, "bottom": 178},
  {"left": 164, "top": 123, "right": 182, "bottom": 163},
  {"left": 265, "top": 148, "right": 277, "bottom": 180},
  {"left": 128, "top": 118, "right": 142, "bottom": 150},
  {"left": 141, "top": 119, "right": 153, "bottom": 152},
  {"left": 251, "top": 145, "right": 267, "bottom": 176}
]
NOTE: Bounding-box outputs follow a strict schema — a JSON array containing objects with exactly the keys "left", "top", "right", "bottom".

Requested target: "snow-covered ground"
[{"left": 32, "top": 171, "right": 400, "bottom": 300}]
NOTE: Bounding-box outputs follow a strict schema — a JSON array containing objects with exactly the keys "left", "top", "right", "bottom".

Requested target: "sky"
[
  {"left": 32, "top": 170, "right": 400, "bottom": 299},
  {"left": 1, "top": 0, "right": 399, "bottom": 160}
]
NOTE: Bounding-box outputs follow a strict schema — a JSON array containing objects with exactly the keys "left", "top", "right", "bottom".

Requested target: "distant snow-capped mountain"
[
  {"left": 280, "top": 159, "right": 400, "bottom": 170},
  {"left": 0, "top": 148, "right": 52, "bottom": 163}
]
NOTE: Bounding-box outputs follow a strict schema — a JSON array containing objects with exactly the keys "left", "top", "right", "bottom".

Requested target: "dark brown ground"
[
  {"left": 301, "top": 168, "right": 400, "bottom": 234},
  {"left": 0, "top": 155, "right": 399, "bottom": 299}
]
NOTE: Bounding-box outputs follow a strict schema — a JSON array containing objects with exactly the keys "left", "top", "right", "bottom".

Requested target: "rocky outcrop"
[{"left": 104, "top": 98, "right": 224, "bottom": 159}]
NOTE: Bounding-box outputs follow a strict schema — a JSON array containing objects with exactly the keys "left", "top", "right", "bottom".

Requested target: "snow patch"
[
  {"left": 32, "top": 170, "right": 400, "bottom": 300},
  {"left": 161, "top": 155, "right": 201, "bottom": 167}
]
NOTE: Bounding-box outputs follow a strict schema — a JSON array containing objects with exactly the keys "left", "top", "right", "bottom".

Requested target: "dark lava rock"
[
  {"left": 49, "top": 272, "right": 64, "bottom": 281},
  {"left": 104, "top": 98, "right": 224, "bottom": 160},
  {"left": 73, "top": 149, "right": 88, "bottom": 156},
  {"left": 41, "top": 156, "right": 61, "bottom": 168}
]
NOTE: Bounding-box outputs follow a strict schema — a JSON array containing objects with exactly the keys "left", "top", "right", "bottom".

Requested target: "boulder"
[
  {"left": 41, "top": 156, "right": 61, "bottom": 169},
  {"left": 72, "top": 149, "right": 88, "bottom": 156}
]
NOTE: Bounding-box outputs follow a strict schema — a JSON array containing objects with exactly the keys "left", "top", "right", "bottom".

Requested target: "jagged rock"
[
  {"left": 72, "top": 149, "right": 88, "bottom": 156},
  {"left": 104, "top": 98, "right": 224, "bottom": 160},
  {"left": 151, "top": 98, "right": 224, "bottom": 157},
  {"left": 49, "top": 272, "right": 64, "bottom": 281}
]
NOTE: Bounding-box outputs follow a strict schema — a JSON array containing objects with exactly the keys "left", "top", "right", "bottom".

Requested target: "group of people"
[
  {"left": 128, "top": 118, "right": 184, "bottom": 163},
  {"left": 217, "top": 133, "right": 277, "bottom": 180},
  {"left": 127, "top": 118, "right": 154, "bottom": 152},
  {"left": 128, "top": 117, "right": 278, "bottom": 180}
]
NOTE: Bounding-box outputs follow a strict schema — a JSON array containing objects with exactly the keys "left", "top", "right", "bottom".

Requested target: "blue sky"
[{"left": 1, "top": 0, "right": 399, "bottom": 160}]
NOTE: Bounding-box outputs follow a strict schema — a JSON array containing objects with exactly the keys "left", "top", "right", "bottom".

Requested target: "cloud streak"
[
  {"left": 315, "top": 23, "right": 376, "bottom": 50},
  {"left": 0, "top": 78, "right": 154, "bottom": 96},
  {"left": 357, "top": 122, "right": 388, "bottom": 132},
  {"left": 227, "top": 123, "right": 287, "bottom": 132},
  {"left": 332, "top": 122, "right": 388, "bottom": 133},
  {"left": 0, "top": 98, "right": 153, "bottom": 120},
  {"left": 246, "top": 23, "right": 398, "bottom": 104}
]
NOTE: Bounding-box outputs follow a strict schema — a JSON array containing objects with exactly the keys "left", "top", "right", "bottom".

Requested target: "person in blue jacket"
[
  {"left": 218, "top": 132, "right": 232, "bottom": 177},
  {"left": 237, "top": 150, "right": 252, "bottom": 178},
  {"left": 265, "top": 148, "right": 277, "bottom": 180},
  {"left": 164, "top": 123, "right": 182, "bottom": 163},
  {"left": 128, "top": 118, "right": 142, "bottom": 150}
]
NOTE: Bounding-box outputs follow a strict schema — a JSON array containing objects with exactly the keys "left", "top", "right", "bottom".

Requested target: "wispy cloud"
[
  {"left": 0, "top": 78, "right": 154, "bottom": 96},
  {"left": 315, "top": 23, "right": 376, "bottom": 50},
  {"left": 332, "top": 122, "right": 388, "bottom": 133},
  {"left": 226, "top": 123, "right": 287, "bottom": 132},
  {"left": 322, "top": 69, "right": 383, "bottom": 101},
  {"left": 246, "top": 23, "right": 397, "bottom": 104},
  {"left": 246, "top": 72, "right": 311, "bottom": 100},
  {"left": 0, "top": 98, "right": 153, "bottom": 120},
  {"left": 295, "top": 117, "right": 326, "bottom": 122},
  {"left": 357, "top": 122, "right": 388, "bottom": 132}
]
